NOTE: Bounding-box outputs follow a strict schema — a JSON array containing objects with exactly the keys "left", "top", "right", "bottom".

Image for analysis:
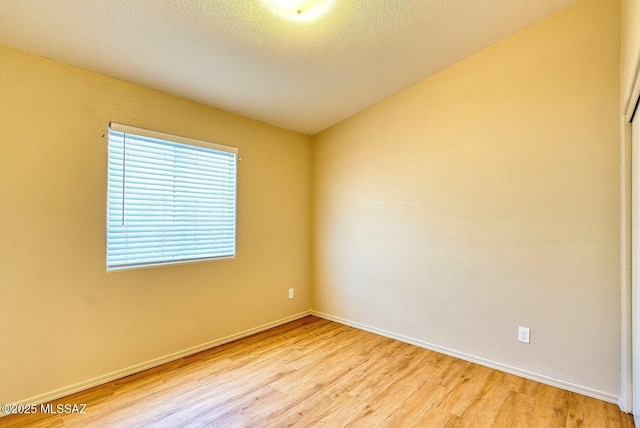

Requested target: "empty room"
[{"left": 1, "top": 0, "right": 639, "bottom": 426}]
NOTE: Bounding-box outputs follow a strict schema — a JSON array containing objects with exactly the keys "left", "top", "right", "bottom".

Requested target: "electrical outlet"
[
  {"left": 518, "top": 326, "right": 530, "bottom": 344},
  {"left": 288, "top": 288, "right": 294, "bottom": 299}
]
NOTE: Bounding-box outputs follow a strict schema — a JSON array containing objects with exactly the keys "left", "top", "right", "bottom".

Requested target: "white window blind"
[{"left": 107, "top": 123, "right": 237, "bottom": 270}]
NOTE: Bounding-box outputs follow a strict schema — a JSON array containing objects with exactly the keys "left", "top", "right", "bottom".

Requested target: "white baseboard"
[
  {"left": 311, "top": 310, "right": 620, "bottom": 406},
  {"left": 619, "top": 396, "right": 633, "bottom": 414},
  {"left": 10, "top": 311, "right": 312, "bottom": 410},
  {"left": 9, "top": 309, "right": 624, "bottom": 417}
]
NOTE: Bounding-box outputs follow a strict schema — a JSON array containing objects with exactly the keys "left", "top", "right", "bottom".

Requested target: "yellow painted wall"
[
  {"left": 622, "top": 0, "right": 640, "bottom": 111},
  {"left": 0, "top": 0, "right": 626, "bottom": 406},
  {"left": 312, "top": 0, "right": 621, "bottom": 396},
  {"left": 0, "top": 46, "right": 312, "bottom": 404}
]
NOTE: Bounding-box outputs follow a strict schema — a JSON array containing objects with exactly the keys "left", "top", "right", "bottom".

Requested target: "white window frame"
[{"left": 106, "top": 122, "right": 238, "bottom": 271}]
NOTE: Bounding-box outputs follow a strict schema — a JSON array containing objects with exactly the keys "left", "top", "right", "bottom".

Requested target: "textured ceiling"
[{"left": 0, "top": 0, "right": 578, "bottom": 135}]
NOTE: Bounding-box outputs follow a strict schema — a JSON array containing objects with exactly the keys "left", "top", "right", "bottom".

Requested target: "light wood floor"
[{"left": 1, "top": 316, "right": 634, "bottom": 427}]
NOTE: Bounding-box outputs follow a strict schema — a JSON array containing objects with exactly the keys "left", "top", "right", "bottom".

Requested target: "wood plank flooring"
[{"left": 0, "top": 316, "right": 634, "bottom": 427}]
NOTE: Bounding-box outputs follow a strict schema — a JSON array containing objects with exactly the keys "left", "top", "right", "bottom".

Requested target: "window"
[{"left": 107, "top": 123, "right": 237, "bottom": 270}]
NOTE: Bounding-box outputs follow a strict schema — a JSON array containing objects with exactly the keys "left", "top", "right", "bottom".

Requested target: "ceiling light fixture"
[{"left": 264, "top": 0, "right": 334, "bottom": 22}]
